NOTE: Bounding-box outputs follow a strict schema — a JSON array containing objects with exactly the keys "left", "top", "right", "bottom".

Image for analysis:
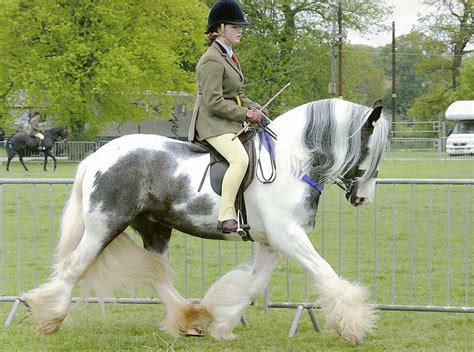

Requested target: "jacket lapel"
[{"left": 213, "top": 41, "right": 243, "bottom": 80}]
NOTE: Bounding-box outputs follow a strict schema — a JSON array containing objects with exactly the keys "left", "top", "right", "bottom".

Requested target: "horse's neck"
[
  {"left": 270, "top": 105, "right": 306, "bottom": 144},
  {"left": 45, "top": 129, "right": 59, "bottom": 139},
  {"left": 269, "top": 104, "right": 308, "bottom": 152},
  {"left": 261, "top": 104, "right": 310, "bottom": 177}
]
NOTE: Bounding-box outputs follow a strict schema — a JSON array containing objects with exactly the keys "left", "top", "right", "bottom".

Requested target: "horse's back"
[{"left": 82, "top": 134, "right": 209, "bottom": 193}]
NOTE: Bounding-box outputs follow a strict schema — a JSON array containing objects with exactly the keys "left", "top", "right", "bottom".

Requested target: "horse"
[
  {"left": 5, "top": 127, "right": 68, "bottom": 172},
  {"left": 22, "top": 98, "right": 389, "bottom": 343}
]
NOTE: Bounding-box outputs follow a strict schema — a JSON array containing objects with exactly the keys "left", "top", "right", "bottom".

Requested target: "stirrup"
[{"left": 236, "top": 209, "right": 250, "bottom": 239}]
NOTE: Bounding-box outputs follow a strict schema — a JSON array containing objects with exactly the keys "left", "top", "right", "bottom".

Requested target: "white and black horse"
[
  {"left": 5, "top": 127, "right": 68, "bottom": 171},
  {"left": 22, "top": 98, "right": 389, "bottom": 343}
]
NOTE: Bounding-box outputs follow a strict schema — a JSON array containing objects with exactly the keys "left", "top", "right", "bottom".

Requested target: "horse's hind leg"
[
  {"left": 6, "top": 156, "right": 13, "bottom": 171},
  {"left": 201, "top": 243, "right": 280, "bottom": 340},
  {"left": 22, "top": 226, "right": 107, "bottom": 334},
  {"left": 18, "top": 154, "right": 28, "bottom": 171},
  {"left": 131, "top": 218, "right": 213, "bottom": 336}
]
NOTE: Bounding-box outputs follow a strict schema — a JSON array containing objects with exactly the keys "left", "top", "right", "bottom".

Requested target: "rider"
[
  {"left": 29, "top": 112, "right": 46, "bottom": 151},
  {"left": 188, "top": 0, "right": 265, "bottom": 234}
]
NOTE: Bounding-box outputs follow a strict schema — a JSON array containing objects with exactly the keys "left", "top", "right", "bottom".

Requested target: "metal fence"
[
  {"left": 1, "top": 178, "right": 473, "bottom": 330},
  {"left": 3, "top": 137, "right": 472, "bottom": 162}
]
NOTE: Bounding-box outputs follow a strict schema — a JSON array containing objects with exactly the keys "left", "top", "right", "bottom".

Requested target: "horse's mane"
[
  {"left": 45, "top": 127, "right": 65, "bottom": 134},
  {"left": 291, "top": 99, "right": 389, "bottom": 183}
]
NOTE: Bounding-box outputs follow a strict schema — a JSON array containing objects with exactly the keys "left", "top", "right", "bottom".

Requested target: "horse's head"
[
  {"left": 59, "top": 126, "right": 68, "bottom": 142},
  {"left": 335, "top": 100, "right": 387, "bottom": 206},
  {"left": 45, "top": 126, "right": 68, "bottom": 142}
]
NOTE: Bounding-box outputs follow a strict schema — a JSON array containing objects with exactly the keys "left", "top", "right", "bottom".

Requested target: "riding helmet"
[{"left": 206, "top": 0, "right": 250, "bottom": 33}]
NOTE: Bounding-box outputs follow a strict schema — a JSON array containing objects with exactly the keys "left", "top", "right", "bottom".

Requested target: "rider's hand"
[
  {"left": 246, "top": 109, "right": 263, "bottom": 124},
  {"left": 258, "top": 106, "right": 269, "bottom": 118}
]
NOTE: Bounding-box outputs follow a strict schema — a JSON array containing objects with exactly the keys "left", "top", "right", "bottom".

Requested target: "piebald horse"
[{"left": 22, "top": 98, "right": 389, "bottom": 343}]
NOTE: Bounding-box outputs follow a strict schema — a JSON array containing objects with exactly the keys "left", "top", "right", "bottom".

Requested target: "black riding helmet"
[{"left": 206, "top": 0, "right": 250, "bottom": 33}]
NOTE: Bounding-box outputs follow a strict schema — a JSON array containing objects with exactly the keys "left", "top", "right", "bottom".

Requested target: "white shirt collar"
[{"left": 216, "top": 38, "right": 234, "bottom": 57}]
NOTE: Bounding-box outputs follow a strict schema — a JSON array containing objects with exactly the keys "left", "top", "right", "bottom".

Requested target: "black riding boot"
[{"left": 37, "top": 140, "right": 45, "bottom": 151}]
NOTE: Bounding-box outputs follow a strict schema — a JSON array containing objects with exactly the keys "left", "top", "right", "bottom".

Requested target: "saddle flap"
[{"left": 208, "top": 139, "right": 256, "bottom": 196}]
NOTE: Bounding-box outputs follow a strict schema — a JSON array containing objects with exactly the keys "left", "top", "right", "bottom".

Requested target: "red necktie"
[{"left": 231, "top": 53, "right": 239, "bottom": 66}]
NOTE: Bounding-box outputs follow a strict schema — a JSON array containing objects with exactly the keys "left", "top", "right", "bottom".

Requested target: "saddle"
[{"left": 191, "top": 136, "right": 257, "bottom": 241}]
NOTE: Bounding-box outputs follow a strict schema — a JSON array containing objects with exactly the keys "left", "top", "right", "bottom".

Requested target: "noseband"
[{"left": 335, "top": 169, "right": 378, "bottom": 194}]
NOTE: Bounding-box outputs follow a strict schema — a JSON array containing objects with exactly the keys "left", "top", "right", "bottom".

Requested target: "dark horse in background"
[{"left": 5, "top": 127, "right": 68, "bottom": 171}]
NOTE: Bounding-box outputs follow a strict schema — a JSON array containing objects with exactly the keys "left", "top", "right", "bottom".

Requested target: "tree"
[
  {"left": 0, "top": 0, "right": 208, "bottom": 138},
  {"left": 343, "top": 45, "right": 386, "bottom": 106},
  {"left": 377, "top": 31, "right": 452, "bottom": 119},
  {"left": 230, "top": 0, "right": 391, "bottom": 115},
  {"left": 456, "top": 55, "right": 474, "bottom": 99},
  {"left": 420, "top": 0, "right": 473, "bottom": 90}
]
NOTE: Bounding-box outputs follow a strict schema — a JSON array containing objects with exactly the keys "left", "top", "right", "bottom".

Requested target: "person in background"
[
  {"left": 29, "top": 112, "right": 46, "bottom": 151},
  {"left": 188, "top": 0, "right": 265, "bottom": 234}
]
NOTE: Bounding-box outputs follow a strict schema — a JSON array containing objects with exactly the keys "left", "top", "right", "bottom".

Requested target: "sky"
[{"left": 348, "top": 0, "right": 431, "bottom": 47}]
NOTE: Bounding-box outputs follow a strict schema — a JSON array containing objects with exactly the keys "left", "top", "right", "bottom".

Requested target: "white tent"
[{"left": 445, "top": 100, "right": 474, "bottom": 120}]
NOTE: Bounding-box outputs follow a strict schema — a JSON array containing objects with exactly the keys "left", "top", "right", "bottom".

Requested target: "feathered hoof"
[
  {"left": 161, "top": 303, "right": 213, "bottom": 338},
  {"left": 338, "top": 330, "right": 363, "bottom": 344},
  {"left": 208, "top": 328, "right": 236, "bottom": 341},
  {"left": 318, "top": 278, "right": 377, "bottom": 344},
  {"left": 35, "top": 319, "right": 64, "bottom": 335},
  {"left": 21, "top": 285, "right": 69, "bottom": 335}
]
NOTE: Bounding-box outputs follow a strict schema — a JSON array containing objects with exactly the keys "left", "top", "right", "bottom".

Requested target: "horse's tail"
[
  {"left": 56, "top": 159, "right": 88, "bottom": 260},
  {"left": 5, "top": 138, "right": 13, "bottom": 156}
]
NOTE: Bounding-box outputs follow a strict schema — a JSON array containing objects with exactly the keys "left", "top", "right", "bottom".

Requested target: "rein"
[{"left": 256, "top": 129, "right": 276, "bottom": 183}]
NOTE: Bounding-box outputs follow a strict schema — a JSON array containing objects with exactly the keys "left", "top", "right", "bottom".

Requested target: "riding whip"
[{"left": 232, "top": 82, "right": 291, "bottom": 140}]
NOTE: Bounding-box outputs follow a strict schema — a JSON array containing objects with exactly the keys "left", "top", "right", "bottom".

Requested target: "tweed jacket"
[
  {"left": 30, "top": 116, "right": 44, "bottom": 134},
  {"left": 188, "top": 41, "right": 259, "bottom": 141}
]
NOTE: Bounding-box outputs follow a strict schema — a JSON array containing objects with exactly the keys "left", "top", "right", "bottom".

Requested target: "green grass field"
[{"left": 1, "top": 159, "right": 473, "bottom": 351}]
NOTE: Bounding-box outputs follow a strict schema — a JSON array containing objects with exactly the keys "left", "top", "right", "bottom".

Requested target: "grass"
[{"left": 1, "top": 158, "right": 473, "bottom": 351}]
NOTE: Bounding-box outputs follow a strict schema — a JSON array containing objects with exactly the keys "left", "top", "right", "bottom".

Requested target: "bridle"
[{"left": 335, "top": 169, "right": 378, "bottom": 194}]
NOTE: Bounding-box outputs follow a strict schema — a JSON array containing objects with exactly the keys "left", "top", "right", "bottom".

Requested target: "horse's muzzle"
[{"left": 346, "top": 178, "right": 376, "bottom": 206}]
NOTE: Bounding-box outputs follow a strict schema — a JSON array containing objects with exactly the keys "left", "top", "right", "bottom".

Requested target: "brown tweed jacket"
[{"left": 188, "top": 41, "right": 259, "bottom": 141}]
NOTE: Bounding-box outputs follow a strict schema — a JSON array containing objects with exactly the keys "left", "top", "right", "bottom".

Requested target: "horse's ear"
[
  {"left": 372, "top": 99, "right": 383, "bottom": 109},
  {"left": 368, "top": 100, "right": 383, "bottom": 127}
]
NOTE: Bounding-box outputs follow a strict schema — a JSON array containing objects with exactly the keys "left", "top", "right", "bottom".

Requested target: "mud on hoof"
[{"left": 161, "top": 303, "right": 213, "bottom": 337}]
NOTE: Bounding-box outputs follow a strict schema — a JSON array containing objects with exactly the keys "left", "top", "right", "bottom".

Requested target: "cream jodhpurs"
[{"left": 206, "top": 133, "right": 249, "bottom": 221}]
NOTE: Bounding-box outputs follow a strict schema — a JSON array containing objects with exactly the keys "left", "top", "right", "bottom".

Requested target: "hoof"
[
  {"left": 338, "top": 330, "right": 362, "bottom": 344},
  {"left": 185, "top": 326, "right": 205, "bottom": 337},
  {"left": 37, "top": 319, "right": 63, "bottom": 335}
]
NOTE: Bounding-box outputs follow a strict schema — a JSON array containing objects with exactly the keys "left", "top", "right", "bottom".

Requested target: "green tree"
[
  {"left": 420, "top": 0, "right": 473, "bottom": 90},
  {"left": 0, "top": 0, "right": 208, "bottom": 138},
  {"left": 456, "top": 55, "right": 474, "bottom": 99},
  {"left": 343, "top": 45, "right": 386, "bottom": 106},
  {"left": 378, "top": 32, "right": 452, "bottom": 119},
  {"left": 228, "top": 0, "right": 391, "bottom": 115}
]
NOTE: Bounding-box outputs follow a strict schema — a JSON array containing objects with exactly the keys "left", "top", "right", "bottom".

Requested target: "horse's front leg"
[
  {"left": 49, "top": 150, "right": 57, "bottom": 171},
  {"left": 264, "top": 216, "right": 376, "bottom": 344},
  {"left": 19, "top": 154, "right": 28, "bottom": 171},
  {"left": 201, "top": 243, "right": 280, "bottom": 340},
  {"left": 42, "top": 151, "right": 52, "bottom": 171}
]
